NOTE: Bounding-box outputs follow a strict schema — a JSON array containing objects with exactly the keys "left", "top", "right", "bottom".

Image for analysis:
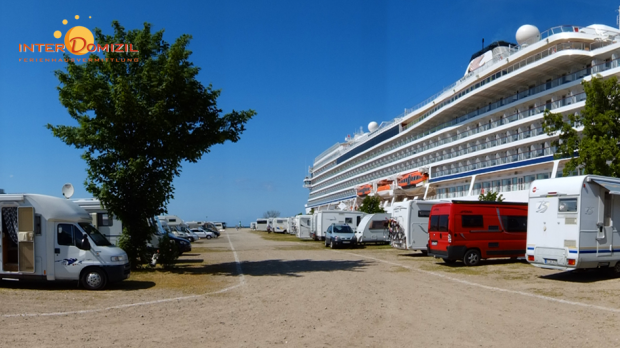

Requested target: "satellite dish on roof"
[
  {"left": 368, "top": 121, "right": 378, "bottom": 132},
  {"left": 62, "top": 183, "right": 75, "bottom": 199}
]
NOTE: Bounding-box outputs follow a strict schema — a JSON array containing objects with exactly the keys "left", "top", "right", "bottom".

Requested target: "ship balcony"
[{"left": 303, "top": 178, "right": 312, "bottom": 188}]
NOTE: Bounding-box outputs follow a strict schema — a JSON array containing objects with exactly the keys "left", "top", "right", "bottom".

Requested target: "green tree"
[
  {"left": 263, "top": 210, "right": 280, "bottom": 218},
  {"left": 543, "top": 75, "right": 620, "bottom": 176},
  {"left": 478, "top": 191, "right": 505, "bottom": 202},
  {"left": 358, "top": 195, "right": 386, "bottom": 214},
  {"left": 47, "top": 21, "right": 255, "bottom": 265}
]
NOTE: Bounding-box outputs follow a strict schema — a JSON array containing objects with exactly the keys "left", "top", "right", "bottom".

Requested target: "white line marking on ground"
[
  {"left": 3, "top": 231, "right": 246, "bottom": 318},
  {"left": 343, "top": 251, "right": 620, "bottom": 314}
]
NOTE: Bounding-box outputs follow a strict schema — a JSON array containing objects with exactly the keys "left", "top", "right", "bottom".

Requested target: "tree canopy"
[
  {"left": 263, "top": 210, "right": 280, "bottom": 218},
  {"left": 543, "top": 75, "right": 620, "bottom": 177},
  {"left": 478, "top": 191, "right": 505, "bottom": 202},
  {"left": 47, "top": 21, "right": 255, "bottom": 264},
  {"left": 358, "top": 195, "right": 386, "bottom": 214}
]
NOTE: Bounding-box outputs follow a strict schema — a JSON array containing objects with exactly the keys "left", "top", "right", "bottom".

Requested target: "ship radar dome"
[
  {"left": 516, "top": 25, "right": 540, "bottom": 46},
  {"left": 368, "top": 121, "right": 378, "bottom": 132}
]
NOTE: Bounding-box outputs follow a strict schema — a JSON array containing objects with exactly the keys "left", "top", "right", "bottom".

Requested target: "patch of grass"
[
  {"left": 532, "top": 289, "right": 563, "bottom": 297},
  {"left": 190, "top": 247, "right": 231, "bottom": 253},
  {"left": 389, "top": 266, "right": 410, "bottom": 273},
  {"left": 250, "top": 231, "right": 315, "bottom": 243},
  {"left": 419, "top": 263, "right": 488, "bottom": 276},
  {"left": 359, "top": 243, "right": 393, "bottom": 250},
  {"left": 275, "top": 244, "right": 323, "bottom": 251},
  {"left": 129, "top": 269, "right": 227, "bottom": 294}
]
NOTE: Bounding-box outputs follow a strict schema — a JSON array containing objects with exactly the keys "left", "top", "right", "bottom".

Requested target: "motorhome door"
[{"left": 54, "top": 223, "right": 89, "bottom": 280}]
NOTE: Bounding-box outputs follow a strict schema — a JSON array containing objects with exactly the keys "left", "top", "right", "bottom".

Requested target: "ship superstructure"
[{"left": 304, "top": 20, "right": 620, "bottom": 213}]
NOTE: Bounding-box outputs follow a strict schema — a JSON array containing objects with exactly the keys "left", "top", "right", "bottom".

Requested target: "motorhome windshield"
[{"left": 78, "top": 223, "right": 112, "bottom": 246}]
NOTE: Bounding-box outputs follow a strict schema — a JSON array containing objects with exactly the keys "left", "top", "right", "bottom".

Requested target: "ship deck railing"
[
  {"left": 308, "top": 91, "right": 587, "bottom": 198},
  {"left": 310, "top": 54, "right": 618, "bottom": 186}
]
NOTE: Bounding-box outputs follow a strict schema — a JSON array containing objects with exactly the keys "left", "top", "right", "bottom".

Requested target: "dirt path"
[{"left": 0, "top": 228, "right": 619, "bottom": 347}]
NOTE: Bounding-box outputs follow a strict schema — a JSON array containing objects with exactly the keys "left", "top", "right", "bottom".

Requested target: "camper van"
[
  {"left": 427, "top": 201, "right": 528, "bottom": 266},
  {"left": 73, "top": 198, "right": 123, "bottom": 245},
  {"left": 310, "top": 211, "right": 365, "bottom": 241},
  {"left": 0, "top": 194, "right": 130, "bottom": 290},
  {"left": 272, "top": 218, "right": 289, "bottom": 233},
  {"left": 527, "top": 175, "right": 620, "bottom": 273},
  {"left": 293, "top": 215, "right": 312, "bottom": 239},
  {"left": 390, "top": 200, "right": 442, "bottom": 252},
  {"left": 355, "top": 213, "right": 391, "bottom": 245},
  {"left": 256, "top": 219, "right": 268, "bottom": 231}
]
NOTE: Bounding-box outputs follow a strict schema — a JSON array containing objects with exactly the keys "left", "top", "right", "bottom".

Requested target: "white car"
[{"left": 190, "top": 228, "right": 208, "bottom": 239}]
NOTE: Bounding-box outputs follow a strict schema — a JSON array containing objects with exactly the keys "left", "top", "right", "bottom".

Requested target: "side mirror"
[{"left": 81, "top": 235, "right": 91, "bottom": 250}]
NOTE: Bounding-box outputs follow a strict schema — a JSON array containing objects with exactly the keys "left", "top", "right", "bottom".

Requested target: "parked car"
[
  {"left": 324, "top": 224, "right": 357, "bottom": 249},
  {"left": 162, "top": 230, "right": 191, "bottom": 254},
  {"left": 185, "top": 229, "right": 200, "bottom": 242},
  {"left": 205, "top": 227, "right": 220, "bottom": 237},
  {"left": 203, "top": 230, "right": 216, "bottom": 240},
  {"left": 190, "top": 228, "right": 208, "bottom": 239}
]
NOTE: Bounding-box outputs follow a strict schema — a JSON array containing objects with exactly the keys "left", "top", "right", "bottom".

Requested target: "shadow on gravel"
[
  {"left": 163, "top": 259, "right": 374, "bottom": 277},
  {"left": 0, "top": 279, "right": 156, "bottom": 291},
  {"left": 398, "top": 252, "right": 429, "bottom": 258},
  {"left": 541, "top": 269, "right": 619, "bottom": 283}
]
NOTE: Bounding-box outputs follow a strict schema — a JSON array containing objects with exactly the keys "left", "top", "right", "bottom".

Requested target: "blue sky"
[{"left": 0, "top": 0, "right": 616, "bottom": 225}]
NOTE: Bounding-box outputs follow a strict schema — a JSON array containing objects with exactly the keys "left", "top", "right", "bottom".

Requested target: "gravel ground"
[{"left": 0, "top": 228, "right": 619, "bottom": 347}]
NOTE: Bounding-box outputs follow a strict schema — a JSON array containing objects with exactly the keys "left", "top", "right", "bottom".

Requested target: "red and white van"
[{"left": 427, "top": 201, "right": 528, "bottom": 266}]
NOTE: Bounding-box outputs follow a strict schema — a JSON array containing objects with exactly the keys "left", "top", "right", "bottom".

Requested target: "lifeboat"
[
  {"left": 356, "top": 184, "right": 372, "bottom": 197},
  {"left": 397, "top": 171, "right": 428, "bottom": 188},
  {"left": 376, "top": 180, "right": 392, "bottom": 198}
]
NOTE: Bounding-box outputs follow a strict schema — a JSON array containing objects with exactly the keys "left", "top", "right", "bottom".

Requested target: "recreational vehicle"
[
  {"left": 73, "top": 198, "right": 123, "bottom": 245},
  {"left": 526, "top": 175, "right": 620, "bottom": 273},
  {"left": 0, "top": 193, "right": 130, "bottom": 290},
  {"left": 310, "top": 210, "right": 365, "bottom": 241},
  {"left": 272, "top": 218, "right": 289, "bottom": 233},
  {"left": 293, "top": 215, "right": 312, "bottom": 239},
  {"left": 390, "top": 200, "right": 442, "bottom": 252},
  {"left": 256, "top": 219, "right": 268, "bottom": 231},
  {"left": 427, "top": 201, "right": 528, "bottom": 266},
  {"left": 355, "top": 213, "right": 391, "bottom": 245}
]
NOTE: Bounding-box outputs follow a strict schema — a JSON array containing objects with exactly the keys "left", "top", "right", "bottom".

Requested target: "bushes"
[{"left": 157, "top": 234, "right": 179, "bottom": 268}]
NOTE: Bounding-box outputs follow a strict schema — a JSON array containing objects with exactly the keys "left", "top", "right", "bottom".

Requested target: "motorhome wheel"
[
  {"left": 463, "top": 249, "right": 481, "bottom": 266},
  {"left": 614, "top": 261, "right": 620, "bottom": 275},
  {"left": 81, "top": 268, "right": 107, "bottom": 290}
]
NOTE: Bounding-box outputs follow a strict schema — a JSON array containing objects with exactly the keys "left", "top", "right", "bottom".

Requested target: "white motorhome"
[
  {"left": 256, "top": 219, "right": 268, "bottom": 231},
  {"left": 390, "top": 200, "right": 442, "bottom": 253},
  {"left": 293, "top": 215, "right": 312, "bottom": 239},
  {"left": 311, "top": 210, "right": 365, "bottom": 241},
  {"left": 0, "top": 194, "right": 129, "bottom": 290},
  {"left": 73, "top": 198, "right": 123, "bottom": 245},
  {"left": 272, "top": 218, "right": 289, "bottom": 233},
  {"left": 355, "top": 213, "right": 391, "bottom": 245},
  {"left": 527, "top": 175, "right": 620, "bottom": 273}
]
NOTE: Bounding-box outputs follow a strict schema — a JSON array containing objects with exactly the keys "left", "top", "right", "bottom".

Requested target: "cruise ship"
[{"left": 304, "top": 19, "right": 620, "bottom": 213}]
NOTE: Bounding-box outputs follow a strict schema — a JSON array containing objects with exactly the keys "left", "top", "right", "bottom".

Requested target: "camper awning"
[{"left": 592, "top": 179, "right": 620, "bottom": 195}]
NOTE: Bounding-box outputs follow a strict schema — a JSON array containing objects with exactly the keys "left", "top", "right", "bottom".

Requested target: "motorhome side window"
[
  {"left": 97, "top": 213, "right": 113, "bottom": 227},
  {"left": 57, "top": 224, "right": 83, "bottom": 247},
  {"left": 345, "top": 218, "right": 352, "bottom": 224},
  {"left": 418, "top": 210, "right": 430, "bottom": 218},
  {"left": 461, "top": 215, "right": 483, "bottom": 228},
  {"left": 558, "top": 198, "right": 577, "bottom": 212}
]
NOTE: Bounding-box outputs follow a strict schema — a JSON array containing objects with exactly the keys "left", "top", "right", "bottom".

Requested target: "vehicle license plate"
[
  {"left": 431, "top": 241, "right": 438, "bottom": 246},
  {"left": 342, "top": 241, "right": 350, "bottom": 244},
  {"left": 544, "top": 259, "right": 558, "bottom": 265}
]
